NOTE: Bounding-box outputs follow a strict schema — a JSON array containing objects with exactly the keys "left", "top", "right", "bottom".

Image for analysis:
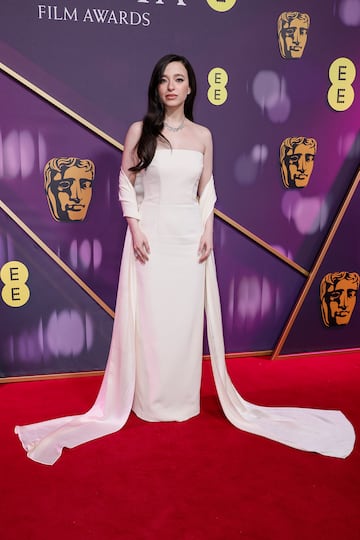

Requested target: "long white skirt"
[{"left": 15, "top": 178, "right": 355, "bottom": 464}]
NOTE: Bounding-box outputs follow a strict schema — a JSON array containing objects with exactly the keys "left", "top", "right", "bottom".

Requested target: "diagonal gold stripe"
[
  {"left": 272, "top": 165, "right": 360, "bottom": 359},
  {"left": 0, "top": 199, "right": 115, "bottom": 318},
  {"left": 0, "top": 62, "right": 123, "bottom": 151},
  {"left": 214, "top": 209, "right": 309, "bottom": 276}
]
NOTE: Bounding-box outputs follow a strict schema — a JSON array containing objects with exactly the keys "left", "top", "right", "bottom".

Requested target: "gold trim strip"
[
  {"left": 3, "top": 347, "right": 358, "bottom": 383},
  {"left": 272, "top": 166, "right": 360, "bottom": 359},
  {"left": 0, "top": 371, "right": 104, "bottom": 384},
  {"left": 0, "top": 351, "right": 273, "bottom": 383},
  {"left": 214, "top": 209, "right": 309, "bottom": 277},
  {"left": 0, "top": 200, "right": 115, "bottom": 318},
  {"left": 203, "top": 349, "right": 272, "bottom": 360},
  {"left": 0, "top": 62, "right": 124, "bottom": 151},
  {"left": 274, "top": 346, "right": 360, "bottom": 361}
]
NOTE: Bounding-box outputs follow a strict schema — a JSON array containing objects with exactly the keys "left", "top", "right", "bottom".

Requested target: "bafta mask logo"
[
  {"left": 278, "top": 12, "right": 310, "bottom": 59},
  {"left": 280, "top": 137, "right": 317, "bottom": 189},
  {"left": 44, "top": 158, "right": 95, "bottom": 222},
  {"left": 320, "top": 272, "right": 360, "bottom": 327}
]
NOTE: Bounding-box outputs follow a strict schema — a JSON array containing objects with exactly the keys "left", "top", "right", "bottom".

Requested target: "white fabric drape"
[
  {"left": 200, "top": 178, "right": 355, "bottom": 458},
  {"left": 14, "top": 171, "right": 355, "bottom": 464}
]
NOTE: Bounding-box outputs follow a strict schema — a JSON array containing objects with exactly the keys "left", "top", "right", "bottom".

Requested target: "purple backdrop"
[{"left": 1, "top": 0, "right": 359, "bottom": 376}]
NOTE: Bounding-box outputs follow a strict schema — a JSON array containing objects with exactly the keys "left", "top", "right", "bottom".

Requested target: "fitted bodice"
[
  {"left": 137, "top": 149, "right": 204, "bottom": 206},
  {"left": 135, "top": 148, "right": 204, "bottom": 244}
]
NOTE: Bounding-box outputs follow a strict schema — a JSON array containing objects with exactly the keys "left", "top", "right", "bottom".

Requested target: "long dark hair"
[{"left": 129, "top": 54, "right": 197, "bottom": 172}]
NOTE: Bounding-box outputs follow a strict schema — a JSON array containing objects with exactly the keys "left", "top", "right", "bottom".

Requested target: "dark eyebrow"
[{"left": 162, "top": 73, "right": 185, "bottom": 78}]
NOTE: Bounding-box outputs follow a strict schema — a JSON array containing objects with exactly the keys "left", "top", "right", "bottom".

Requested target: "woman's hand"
[
  {"left": 198, "top": 229, "right": 213, "bottom": 263},
  {"left": 128, "top": 220, "right": 150, "bottom": 264}
]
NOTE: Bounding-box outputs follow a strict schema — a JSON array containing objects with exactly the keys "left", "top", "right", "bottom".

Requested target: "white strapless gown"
[{"left": 15, "top": 149, "right": 355, "bottom": 464}]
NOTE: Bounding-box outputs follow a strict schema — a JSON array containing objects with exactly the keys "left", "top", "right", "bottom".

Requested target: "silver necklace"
[{"left": 164, "top": 119, "right": 185, "bottom": 132}]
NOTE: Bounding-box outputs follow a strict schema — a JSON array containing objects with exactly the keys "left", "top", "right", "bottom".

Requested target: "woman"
[{"left": 15, "top": 54, "right": 355, "bottom": 464}]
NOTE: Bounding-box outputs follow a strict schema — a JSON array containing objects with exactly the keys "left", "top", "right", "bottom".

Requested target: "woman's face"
[{"left": 157, "top": 61, "right": 190, "bottom": 108}]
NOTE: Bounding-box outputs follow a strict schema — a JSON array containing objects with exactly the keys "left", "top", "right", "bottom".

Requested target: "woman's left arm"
[{"left": 198, "top": 128, "right": 214, "bottom": 263}]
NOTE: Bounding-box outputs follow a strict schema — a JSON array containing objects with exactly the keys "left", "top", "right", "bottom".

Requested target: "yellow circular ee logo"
[
  {"left": 0, "top": 261, "right": 30, "bottom": 307},
  {"left": 327, "top": 57, "right": 356, "bottom": 111},
  {"left": 207, "top": 67, "right": 229, "bottom": 106},
  {"left": 207, "top": 0, "right": 237, "bottom": 12}
]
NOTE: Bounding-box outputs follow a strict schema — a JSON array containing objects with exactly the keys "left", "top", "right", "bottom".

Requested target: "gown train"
[{"left": 15, "top": 150, "right": 355, "bottom": 464}]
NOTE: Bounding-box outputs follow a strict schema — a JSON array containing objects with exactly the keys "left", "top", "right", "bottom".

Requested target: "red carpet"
[{"left": 2, "top": 353, "right": 360, "bottom": 539}]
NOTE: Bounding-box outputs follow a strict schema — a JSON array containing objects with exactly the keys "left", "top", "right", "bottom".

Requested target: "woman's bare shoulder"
[
  {"left": 190, "top": 121, "right": 212, "bottom": 142},
  {"left": 124, "top": 121, "right": 143, "bottom": 149},
  {"left": 127, "top": 120, "right": 143, "bottom": 138},
  {"left": 187, "top": 122, "right": 213, "bottom": 154}
]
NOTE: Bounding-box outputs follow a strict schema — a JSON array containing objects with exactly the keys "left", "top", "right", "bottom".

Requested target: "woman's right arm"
[
  {"left": 121, "top": 122, "right": 150, "bottom": 264},
  {"left": 121, "top": 121, "right": 142, "bottom": 180}
]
